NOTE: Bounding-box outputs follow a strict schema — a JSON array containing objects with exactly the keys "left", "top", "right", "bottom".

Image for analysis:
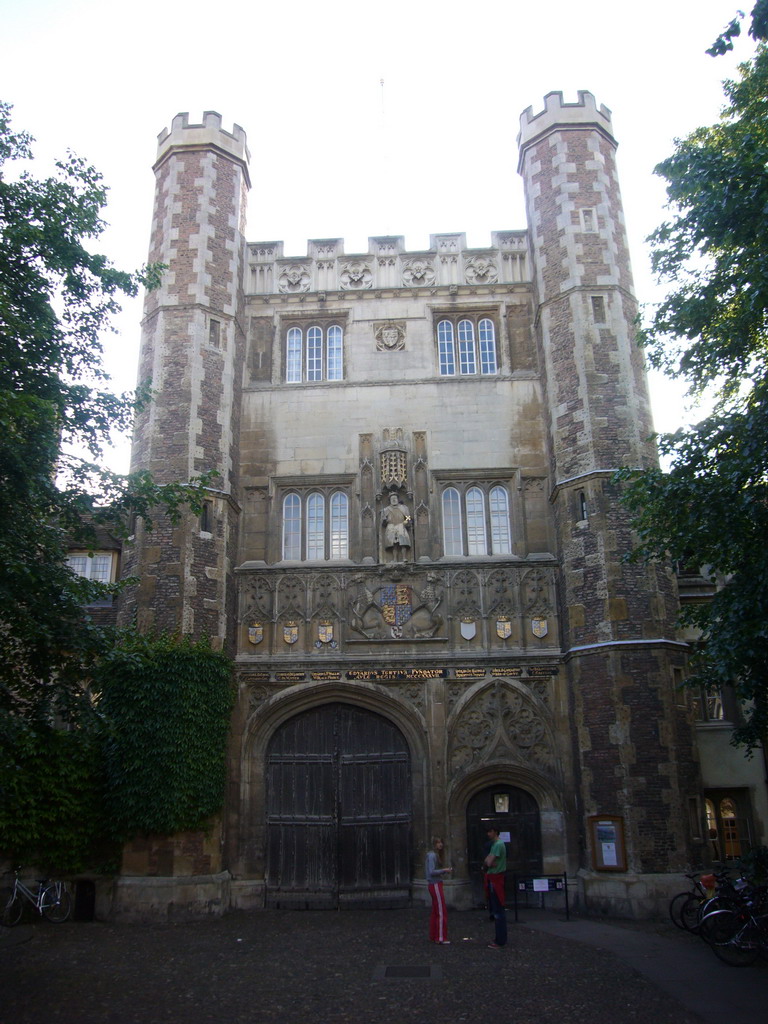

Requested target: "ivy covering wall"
[{"left": 0, "top": 633, "right": 234, "bottom": 874}]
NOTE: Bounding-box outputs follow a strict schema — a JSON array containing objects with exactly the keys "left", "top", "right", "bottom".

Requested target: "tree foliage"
[
  {"left": 0, "top": 105, "right": 227, "bottom": 873},
  {"left": 708, "top": 2, "right": 768, "bottom": 55},
  {"left": 0, "top": 102, "right": 212, "bottom": 724},
  {"left": 619, "top": 48, "right": 768, "bottom": 750}
]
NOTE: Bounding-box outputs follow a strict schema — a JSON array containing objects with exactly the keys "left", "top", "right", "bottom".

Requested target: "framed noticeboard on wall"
[{"left": 587, "top": 815, "right": 627, "bottom": 872}]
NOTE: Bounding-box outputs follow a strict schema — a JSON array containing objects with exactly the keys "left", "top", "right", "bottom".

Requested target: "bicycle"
[
  {"left": 700, "top": 890, "right": 768, "bottom": 967},
  {"left": 668, "top": 871, "right": 717, "bottom": 931},
  {"left": 1, "top": 870, "right": 72, "bottom": 926}
]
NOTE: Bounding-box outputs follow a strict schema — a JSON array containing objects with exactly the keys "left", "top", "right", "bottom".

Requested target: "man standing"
[{"left": 484, "top": 825, "right": 507, "bottom": 949}]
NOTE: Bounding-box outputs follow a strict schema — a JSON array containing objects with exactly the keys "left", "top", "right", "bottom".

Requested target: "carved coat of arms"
[
  {"left": 496, "top": 616, "right": 512, "bottom": 640},
  {"left": 531, "top": 617, "right": 548, "bottom": 638},
  {"left": 348, "top": 574, "right": 444, "bottom": 641}
]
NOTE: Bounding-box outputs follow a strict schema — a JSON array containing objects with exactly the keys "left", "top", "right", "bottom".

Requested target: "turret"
[
  {"left": 120, "top": 112, "right": 250, "bottom": 643},
  {"left": 517, "top": 93, "right": 700, "bottom": 891}
]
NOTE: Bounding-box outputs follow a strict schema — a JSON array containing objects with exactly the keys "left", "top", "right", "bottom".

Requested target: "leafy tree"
[
  {"left": 708, "top": 2, "right": 768, "bottom": 55},
  {"left": 619, "top": 47, "right": 768, "bottom": 751},
  {"left": 0, "top": 105, "right": 225, "bottom": 873},
  {"left": 0, "top": 102, "right": 210, "bottom": 725}
]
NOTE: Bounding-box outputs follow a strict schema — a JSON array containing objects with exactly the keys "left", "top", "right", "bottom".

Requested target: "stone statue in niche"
[{"left": 381, "top": 491, "right": 412, "bottom": 562}]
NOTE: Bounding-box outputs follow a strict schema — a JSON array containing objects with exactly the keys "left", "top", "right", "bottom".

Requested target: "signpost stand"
[{"left": 511, "top": 873, "right": 569, "bottom": 922}]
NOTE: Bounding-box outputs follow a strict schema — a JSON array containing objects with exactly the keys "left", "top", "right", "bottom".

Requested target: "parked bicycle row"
[{"left": 669, "top": 865, "right": 768, "bottom": 966}]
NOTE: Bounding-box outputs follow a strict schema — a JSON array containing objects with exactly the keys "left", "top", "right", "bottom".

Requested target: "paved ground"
[{"left": 2, "top": 906, "right": 766, "bottom": 1024}]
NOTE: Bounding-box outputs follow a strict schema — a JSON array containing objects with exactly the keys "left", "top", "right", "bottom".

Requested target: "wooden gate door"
[
  {"left": 466, "top": 785, "right": 542, "bottom": 905},
  {"left": 266, "top": 703, "right": 412, "bottom": 908}
]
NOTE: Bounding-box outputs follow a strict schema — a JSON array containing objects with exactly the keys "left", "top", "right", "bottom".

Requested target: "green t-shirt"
[{"left": 487, "top": 837, "right": 507, "bottom": 874}]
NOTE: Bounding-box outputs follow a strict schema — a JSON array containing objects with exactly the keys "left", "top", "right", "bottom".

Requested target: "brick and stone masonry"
[{"left": 518, "top": 92, "right": 701, "bottom": 881}]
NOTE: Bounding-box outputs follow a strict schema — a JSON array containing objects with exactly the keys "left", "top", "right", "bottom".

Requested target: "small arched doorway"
[
  {"left": 466, "top": 784, "right": 542, "bottom": 904},
  {"left": 265, "top": 702, "right": 412, "bottom": 908}
]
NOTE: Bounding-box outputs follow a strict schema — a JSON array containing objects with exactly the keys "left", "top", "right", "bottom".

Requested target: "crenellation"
[{"left": 247, "top": 232, "right": 528, "bottom": 295}]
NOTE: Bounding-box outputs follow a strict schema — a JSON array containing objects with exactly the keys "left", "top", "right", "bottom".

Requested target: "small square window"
[{"left": 581, "top": 208, "right": 596, "bottom": 232}]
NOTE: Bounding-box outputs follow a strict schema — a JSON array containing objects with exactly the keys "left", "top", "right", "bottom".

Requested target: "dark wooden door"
[
  {"left": 266, "top": 703, "right": 412, "bottom": 908},
  {"left": 466, "top": 785, "right": 542, "bottom": 905}
]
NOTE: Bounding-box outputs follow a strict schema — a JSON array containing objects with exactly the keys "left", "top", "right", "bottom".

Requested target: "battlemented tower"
[
  {"left": 120, "top": 112, "right": 250, "bottom": 644},
  {"left": 518, "top": 92, "right": 701, "bottom": 901}
]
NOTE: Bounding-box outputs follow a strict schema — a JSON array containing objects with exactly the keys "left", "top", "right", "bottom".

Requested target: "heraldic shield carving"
[{"left": 349, "top": 573, "right": 444, "bottom": 640}]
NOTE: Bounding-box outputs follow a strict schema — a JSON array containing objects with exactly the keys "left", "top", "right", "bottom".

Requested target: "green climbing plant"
[{"left": 96, "top": 633, "right": 234, "bottom": 840}]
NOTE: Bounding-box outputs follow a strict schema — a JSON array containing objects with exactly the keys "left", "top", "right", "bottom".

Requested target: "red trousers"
[{"left": 428, "top": 882, "right": 448, "bottom": 942}]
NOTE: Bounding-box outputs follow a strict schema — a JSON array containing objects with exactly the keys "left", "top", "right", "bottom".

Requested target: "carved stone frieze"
[
  {"left": 452, "top": 569, "right": 482, "bottom": 618},
  {"left": 247, "top": 685, "right": 271, "bottom": 713},
  {"left": 389, "top": 681, "right": 426, "bottom": 714},
  {"left": 241, "top": 575, "right": 274, "bottom": 620},
  {"left": 486, "top": 568, "right": 516, "bottom": 617},
  {"left": 277, "top": 575, "right": 305, "bottom": 617},
  {"left": 401, "top": 258, "right": 435, "bottom": 288},
  {"left": 340, "top": 261, "right": 372, "bottom": 289},
  {"left": 446, "top": 681, "right": 466, "bottom": 711},
  {"left": 278, "top": 264, "right": 311, "bottom": 292},
  {"left": 309, "top": 574, "right": 340, "bottom": 619},
  {"left": 522, "top": 567, "right": 554, "bottom": 616},
  {"left": 464, "top": 255, "right": 498, "bottom": 285},
  {"left": 448, "top": 680, "right": 556, "bottom": 780}
]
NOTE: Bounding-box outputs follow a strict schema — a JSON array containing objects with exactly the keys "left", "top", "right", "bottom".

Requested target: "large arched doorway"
[
  {"left": 466, "top": 784, "right": 542, "bottom": 904},
  {"left": 265, "top": 703, "right": 412, "bottom": 908}
]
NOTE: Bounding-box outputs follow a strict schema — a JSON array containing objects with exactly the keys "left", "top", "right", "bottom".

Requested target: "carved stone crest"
[
  {"left": 496, "top": 616, "right": 512, "bottom": 640},
  {"left": 374, "top": 322, "right": 406, "bottom": 351},
  {"left": 348, "top": 572, "right": 444, "bottom": 640},
  {"left": 282, "top": 621, "right": 299, "bottom": 645}
]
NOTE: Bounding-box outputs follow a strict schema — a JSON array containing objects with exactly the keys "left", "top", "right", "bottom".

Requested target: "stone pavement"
[{"left": 1, "top": 906, "right": 766, "bottom": 1024}]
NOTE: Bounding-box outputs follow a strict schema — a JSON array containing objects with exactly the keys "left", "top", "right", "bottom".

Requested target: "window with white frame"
[
  {"left": 281, "top": 490, "right": 349, "bottom": 560},
  {"left": 285, "top": 323, "right": 344, "bottom": 383},
  {"left": 436, "top": 315, "right": 498, "bottom": 377},
  {"left": 67, "top": 551, "right": 116, "bottom": 605},
  {"left": 441, "top": 484, "right": 512, "bottom": 556}
]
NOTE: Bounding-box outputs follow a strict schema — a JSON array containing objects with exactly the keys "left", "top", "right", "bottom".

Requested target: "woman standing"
[{"left": 425, "top": 837, "right": 453, "bottom": 943}]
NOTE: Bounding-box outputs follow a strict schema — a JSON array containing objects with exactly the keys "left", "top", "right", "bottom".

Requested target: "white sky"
[{"left": 0, "top": 0, "right": 757, "bottom": 471}]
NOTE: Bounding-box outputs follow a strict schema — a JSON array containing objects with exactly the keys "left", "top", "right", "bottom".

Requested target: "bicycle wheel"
[
  {"left": 1, "top": 888, "right": 23, "bottom": 927},
  {"left": 41, "top": 883, "right": 71, "bottom": 923},
  {"left": 706, "top": 911, "right": 760, "bottom": 967},
  {"left": 668, "top": 891, "right": 692, "bottom": 930},
  {"left": 680, "top": 895, "right": 704, "bottom": 932}
]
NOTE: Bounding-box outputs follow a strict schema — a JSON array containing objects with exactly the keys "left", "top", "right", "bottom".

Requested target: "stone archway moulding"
[
  {"left": 241, "top": 678, "right": 428, "bottom": 766},
  {"left": 234, "top": 679, "right": 431, "bottom": 880}
]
